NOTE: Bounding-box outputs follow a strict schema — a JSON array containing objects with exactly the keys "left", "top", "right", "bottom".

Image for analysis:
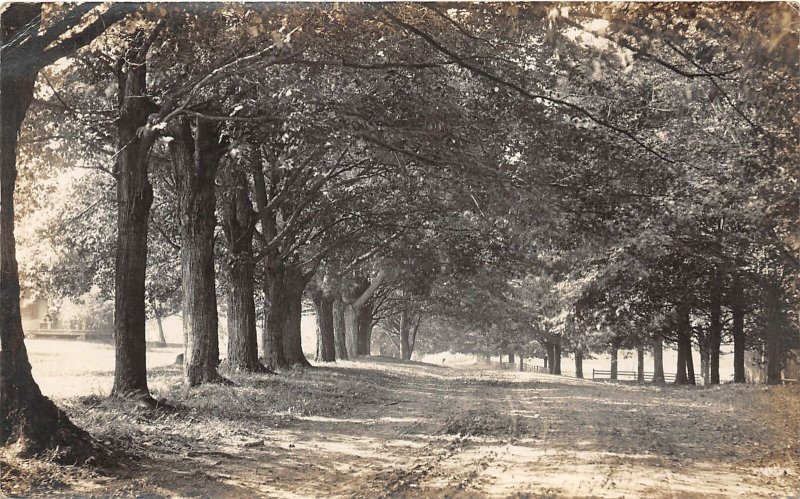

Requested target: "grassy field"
[{"left": 1, "top": 339, "right": 798, "bottom": 498}]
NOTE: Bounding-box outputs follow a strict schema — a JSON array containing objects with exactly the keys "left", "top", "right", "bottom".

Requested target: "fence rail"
[
  {"left": 592, "top": 368, "right": 703, "bottom": 384},
  {"left": 26, "top": 328, "right": 112, "bottom": 340}
]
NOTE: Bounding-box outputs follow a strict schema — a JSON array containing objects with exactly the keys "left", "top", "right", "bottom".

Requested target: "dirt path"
[{"left": 7, "top": 358, "right": 799, "bottom": 498}]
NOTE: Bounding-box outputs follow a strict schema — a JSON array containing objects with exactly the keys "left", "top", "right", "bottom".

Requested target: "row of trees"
[{"left": 1, "top": 3, "right": 797, "bottom": 461}]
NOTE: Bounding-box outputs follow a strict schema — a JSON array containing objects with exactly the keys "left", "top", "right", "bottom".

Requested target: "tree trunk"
[
  {"left": 732, "top": 296, "right": 746, "bottom": 383},
  {"left": 675, "top": 304, "right": 691, "bottom": 385},
  {"left": 519, "top": 355, "right": 524, "bottom": 372},
  {"left": 545, "top": 341, "right": 554, "bottom": 374},
  {"left": 356, "top": 299, "right": 374, "bottom": 356},
  {"left": 553, "top": 338, "right": 562, "bottom": 375},
  {"left": 281, "top": 265, "right": 311, "bottom": 367},
  {"left": 220, "top": 168, "right": 264, "bottom": 373},
  {"left": 399, "top": 306, "right": 412, "bottom": 361},
  {"left": 154, "top": 306, "right": 167, "bottom": 346},
  {"left": 313, "top": 291, "right": 336, "bottom": 362},
  {"left": 675, "top": 333, "right": 688, "bottom": 385},
  {"left": 262, "top": 260, "right": 287, "bottom": 370},
  {"left": 0, "top": 20, "right": 92, "bottom": 456},
  {"left": 709, "top": 273, "right": 722, "bottom": 385},
  {"left": 170, "top": 117, "right": 227, "bottom": 386},
  {"left": 112, "top": 34, "right": 159, "bottom": 399},
  {"left": 508, "top": 353, "right": 515, "bottom": 365},
  {"left": 652, "top": 335, "right": 666, "bottom": 385},
  {"left": 575, "top": 348, "right": 583, "bottom": 378},
  {"left": 332, "top": 296, "right": 348, "bottom": 360},
  {"left": 699, "top": 334, "right": 710, "bottom": 385},
  {"left": 635, "top": 345, "right": 644, "bottom": 382},
  {"left": 765, "top": 279, "right": 783, "bottom": 385},
  {"left": 685, "top": 334, "right": 696, "bottom": 385},
  {"left": 343, "top": 271, "right": 388, "bottom": 358},
  {"left": 344, "top": 302, "right": 359, "bottom": 358},
  {"left": 610, "top": 342, "right": 619, "bottom": 380}
]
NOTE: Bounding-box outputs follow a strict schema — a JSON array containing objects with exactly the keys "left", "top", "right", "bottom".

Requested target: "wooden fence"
[
  {"left": 592, "top": 369, "right": 704, "bottom": 384},
  {"left": 26, "top": 328, "right": 112, "bottom": 340}
]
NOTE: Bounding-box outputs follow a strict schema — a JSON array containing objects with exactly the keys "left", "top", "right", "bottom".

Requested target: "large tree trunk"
[
  {"left": 610, "top": 341, "right": 619, "bottom": 380},
  {"left": 699, "top": 333, "right": 710, "bottom": 385},
  {"left": 0, "top": 24, "right": 90, "bottom": 458},
  {"left": 636, "top": 345, "right": 645, "bottom": 383},
  {"left": 675, "top": 333, "right": 689, "bottom": 385},
  {"left": 508, "top": 353, "right": 515, "bottom": 365},
  {"left": 731, "top": 288, "right": 746, "bottom": 383},
  {"left": 765, "top": 279, "right": 783, "bottom": 385},
  {"left": 344, "top": 302, "right": 359, "bottom": 358},
  {"left": 674, "top": 304, "right": 691, "bottom": 385},
  {"left": 282, "top": 265, "right": 311, "bottom": 367},
  {"left": 652, "top": 335, "right": 666, "bottom": 384},
  {"left": 708, "top": 273, "right": 723, "bottom": 384},
  {"left": 262, "top": 260, "right": 287, "bottom": 370},
  {"left": 545, "top": 341, "right": 554, "bottom": 374},
  {"left": 313, "top": 291, "right": 336, "bottom": 362},
  {"left": 112, "top": 34, "right": 159, "bottom": 399},
  {"left": 685, "top": 333, "right": 696, "bottom": 385},
  {"left": 1, "top": 4, "right": 141, "bottom": 456},
  {"left": 220, "top": 168, "right": 264, "bottom": 373},
  {"left": 356, "top": 299, "right": 374, "bottom": 356},
  {"left": 399, "top": 306, "right": 413, "bottom": 361},
  {"left": 343, "top": 271, "right": 388, "bottom": 358},
  {"left": 574, "top": 348, "right": 583, "bottom": 378},
  {"left": 332, "top": 296, "right": 348, "bottom": 360},
  {"left": 170, "top": 117, "right": 227, "bottom": 386},
  {"left": 553, "top": 338, "right": 562, "bottom": 375}
]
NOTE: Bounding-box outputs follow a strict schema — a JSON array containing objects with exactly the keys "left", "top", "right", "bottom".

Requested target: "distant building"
[{"left": 21, "top": 293, "right": 112, "bottom": 340}]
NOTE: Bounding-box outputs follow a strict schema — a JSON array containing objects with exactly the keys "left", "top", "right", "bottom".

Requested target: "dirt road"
[{"left": 5, "top": 357, "right": 799, "bottom": 498}]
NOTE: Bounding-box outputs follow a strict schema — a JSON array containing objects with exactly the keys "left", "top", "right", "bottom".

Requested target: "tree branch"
[{"left": 383, "top": 8, "right": 675, "bottom": 164}]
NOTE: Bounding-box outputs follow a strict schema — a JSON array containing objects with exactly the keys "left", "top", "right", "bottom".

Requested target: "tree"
[
  {"left": 219, "top": 158, "right": 266, "bottom": 372},
  {"left": 168, "top": 115, "right": 230, "bottom": 385},
  {"left": 1, "top": 2, "right": 134, "bottom": 457}
]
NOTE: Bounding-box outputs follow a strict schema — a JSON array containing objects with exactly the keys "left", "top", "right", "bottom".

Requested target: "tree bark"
[
  {"left": 545, "top": 341, "right": 554, "bottom": 374},
  {"left": 112, "top": 32, "right": 160, "bottom": 398},
  {"left": 343, "top": 271, "right": 388, "bottom": 357},
  {"left": 731, "top": 290, "right": 746, "bottom": 383},
  {"left": 508, "top": 353, "right": 515, "bottom": 365},
  {"left": 652, "top": 335, "right": 666, "bottom": 384},
  {"left": 708, "top": 272, "right": 723, "bottom": 384},
  {"left": 399, "top": 306, "right": 412, "bottom": 361},
  {"left": 170, "top": 117, "right": 228, "bottom": 386},
  {"left": 574, "top": 348, "right": 583, "bottom": 378},
  {"left": 313, "top": 291, "right": 336, "bottom": 362},
  {"left": 332, "top": 295, "right": 348, "bottom": 360},
  {"left": 685, "top": 333, "right": 696, "bottom": 385},
  {"left": 636, "top": 345, "right": 645, "bottom": 383},
  {"left": 610, "top": 341, "right": 619, "bottom": 380},
  {"left": 674, "top": 303, "right": 692, "bottom": 385},
  {"left": 220, "top": 167, "right": 264, "bottom": 372},
  {"left": 356, "top": 299, "right": 374, "bottom": 356},
  {"left": 282, "top": 265, "right": 311, "bottom": 367},
  {"left": 553, "top": 338, "right": 562, "bottom": 375},
  {"left": 765, "top": 279, "right": 783, "bottom": 385},
  {"left": 0, "top": 4, "right": 126, "bottom": 457},
  {"left": 519, "top": 355, "right": 524, "bottom": 372},
  {"left": 344, "top": 302, "right": 359, "bottom": 358},
  {"left": 262, "top": 260, "right": 287, "bottom": 369}
]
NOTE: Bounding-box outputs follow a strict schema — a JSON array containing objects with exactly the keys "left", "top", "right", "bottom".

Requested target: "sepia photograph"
[{"left": 0, "top": 2, "right": 798, "bottom": 497}]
